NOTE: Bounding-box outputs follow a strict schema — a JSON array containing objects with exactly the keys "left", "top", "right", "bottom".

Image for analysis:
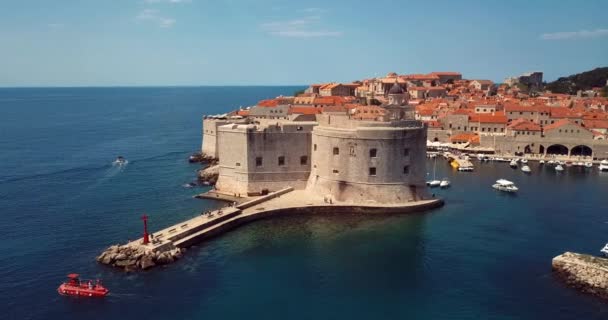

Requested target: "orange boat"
[{"left": 57, "top": 273, "right": 109, "bottom": 297}]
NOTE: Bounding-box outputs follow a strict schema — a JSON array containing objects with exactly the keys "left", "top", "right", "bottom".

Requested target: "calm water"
[{"left": 1, "top": 87, "right": 608, "bottom": 320}]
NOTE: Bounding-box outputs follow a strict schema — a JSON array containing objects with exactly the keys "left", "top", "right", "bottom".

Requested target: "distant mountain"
[{"left": 545, "top": 67, "right": 608, "bottom": 94}]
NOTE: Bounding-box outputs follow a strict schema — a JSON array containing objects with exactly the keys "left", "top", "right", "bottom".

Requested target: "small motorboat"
[
  {"left": 509, "top": 159, "right": 518, "bottom": 168},
  {"left": 458, "top": 166, "right": 474, "bottom": 172},
  {"left": 427, "top": 180, "right": 441, "bottom": 187},
  {"left": 440, "top": 179, "right": 450, "bottom": 188},
  {"left": 576, "top": 162, "right": 584, "bottom": 167},
  {"left": 600, "top": 160, "right": 608, "bottom": 172},
  {"left": 113, "top": 156, "right": 127, "bottom": 166},
  {"left": 555, "top": 164, "right": 564, "bottom": 172},
  {"left": 539, "top": 160, "right": 545, "bottom": 165},
  {"left": 584, "top": 162, "right": 593, "bottom": 168},
  {"left": 521, "top": 158, "right": 528, "bottom": 164},
  {"left": 521, "top": 165, "right": 531, "bottom": 173},
  {"left": 548, "top": 160, "right": 555, "bottom": 165},
  {"left": 601, "top": 243, "right": 608, "bottom": 257},
  {"left": 492, "top": 179, "right": 519, "bottom": 193},
  {"left": 58, "top": 274, "right": 109, "bottom": 297},
  {"left": 182, "top": 182, "right": 197, "bottom": 188}
]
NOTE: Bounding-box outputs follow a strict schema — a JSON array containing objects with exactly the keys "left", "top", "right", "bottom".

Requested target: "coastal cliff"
[{"left": 552, "top": 252, "right": 608, "bottom": 299}]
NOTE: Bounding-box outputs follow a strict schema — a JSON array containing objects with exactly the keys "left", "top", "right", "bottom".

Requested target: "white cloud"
[
  {"left": 136, "top": 9, "right": 175, "bottom": 28},
  {"left": 260, "top": 14, "right": 341, "bottom": 38},
  {"left": 541, "top": 28, "right": 608, "bottom": 40}
]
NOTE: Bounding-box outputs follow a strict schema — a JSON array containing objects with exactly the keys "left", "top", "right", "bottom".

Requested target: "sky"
[{"left": 0, "top": 0, "right": 607, "bottom": 86}]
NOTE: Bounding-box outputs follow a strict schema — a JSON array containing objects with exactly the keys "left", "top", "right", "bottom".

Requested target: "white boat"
[
  {"left": 584, "top": 162, "right": 593, "bottom": 168},
  {"left": 440, "top": 179, "right": 450, "bottom": 188},
  {"left": 576, "top": 162, "right": 584, "bottom": 167},
  {"left": 427, "top": 157, "right": 440, "bottom": 187},
  {"left": 458, "top": 166, "right": 474, "bottom": 172},
  {"left": 112, "top": 156, "right": 128, "bottom": 166},
  {"left": 600, "top": 160, "right": 608, "bottom": 172},
  {"left": 548, "top": 160, "right": 555, "bottom": 164},
  {"left": 492, "top": 179, "right": 519, "bottom": 193},
  {"left": 427, "top": 180, "right": 441, "bottom": 187},
  {"left": 555, "top": 164, "right": 564, "bottom": 172},
  {"left": 601, "top": 243, "right": 608, "bottom": 257},
  {"left": 539, "top": 160, "right": 545, "bottom": 165},
  {"left": 521, "top": 159, "right": 528, "bottom": 164},
  {"left": 509, "top": 159, "right": 518, "bottom": 168},
  {"left": 521, "top": 165, "right": 531, "bottom": 173}
]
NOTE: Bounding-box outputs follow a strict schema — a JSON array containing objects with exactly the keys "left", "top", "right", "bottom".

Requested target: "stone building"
[{"left": 305, "top": 83, "right": 430, "bottom": 204}]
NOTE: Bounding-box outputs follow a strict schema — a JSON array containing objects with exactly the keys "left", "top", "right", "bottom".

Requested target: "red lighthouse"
[{"left": 142, "top": 214, "right": 150, "bottom": 244}]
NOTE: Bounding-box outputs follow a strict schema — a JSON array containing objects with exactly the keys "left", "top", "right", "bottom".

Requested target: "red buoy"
[{"left": 57, "top": 274, "right": 109, "bottom": 297}]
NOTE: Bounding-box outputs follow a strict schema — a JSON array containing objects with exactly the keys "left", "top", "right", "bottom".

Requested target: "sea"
[{"left": 1, "top": 87, "right": 608, "bottom": 320}]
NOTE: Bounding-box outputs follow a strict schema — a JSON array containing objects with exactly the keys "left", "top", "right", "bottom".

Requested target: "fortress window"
[
  {"left": 300, "top": 156, "right": 308, "bottom": 165},
  {"left": 333, "top": 147, "right": 339, "bottom": 155},
  {"left": 236, "top": 162, "right": 241, "bottom": 166},
  {"left": 403, "top": 148, "right": 409, "bottom": 156},
  {"left": 297, "top": 126, "right": 303, "bottom": 131},
  {"left": 369, "top": 167, "right": 376, "bottom": 176},
  {"left": 256, "top": 157, "right": 263, "bottom": 167},
  {"left": 333, "top": 169, "right": 339, "bottom": 174},
  {"left": 403, "top": 165, "right": 410, "bottom": 174},
  {"left": 369, "top": 148, "right": 377, "bottom": 158},
  {"left": 278, "top": 156, "right": 285, "bottom": 166},
  {"left": 314, "top": 144, "right": 317, "bottom": 151}
]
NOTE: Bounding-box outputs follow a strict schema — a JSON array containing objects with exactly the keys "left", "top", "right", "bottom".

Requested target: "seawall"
[{"left": 552, "top": 251, "right": 608, "bottom": 299}]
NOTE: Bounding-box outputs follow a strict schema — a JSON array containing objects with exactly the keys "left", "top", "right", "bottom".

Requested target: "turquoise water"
[{"left": 1, "top": 87, "right": 608, "bottom": 319}]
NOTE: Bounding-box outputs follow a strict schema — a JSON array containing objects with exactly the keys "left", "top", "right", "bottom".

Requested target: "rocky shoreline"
[
  {"left": 197, "top": 164, "right": 219, "bottom": 185},
  {"left": 552, "top": 251, "right": 608, "bottom": 299},
  {"left": 96, "top": 244, "right": 185, "bottom": 272}
]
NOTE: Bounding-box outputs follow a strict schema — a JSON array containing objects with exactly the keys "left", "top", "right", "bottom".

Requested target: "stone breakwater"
[
  {"left": 552, "top": 252, "right": 608, "bottom": 299},
  {"left": 97, "top": 244, "right": 185, "bottom": 272}
]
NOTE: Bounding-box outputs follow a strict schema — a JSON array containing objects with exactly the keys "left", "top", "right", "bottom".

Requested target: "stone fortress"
[{"left": 202, "top": 82, "right": 438, "bottom": 208}]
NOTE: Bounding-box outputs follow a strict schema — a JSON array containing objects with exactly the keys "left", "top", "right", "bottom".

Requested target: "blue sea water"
[{"left": 1, "top": 87, "right": 608, "bottom": 320}]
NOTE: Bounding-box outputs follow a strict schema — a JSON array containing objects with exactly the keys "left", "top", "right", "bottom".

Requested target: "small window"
[
  {"left": 300, "top": 155, "right": 308, "bottom": 165},
  {"left": 333, "top": 147, "right": 339, "bottom": 155},
  {"left": 297, "top": 126, "right": 303, "bottom": 131},
  {"left": 236, "top": 162, "right": 241, "bottom": 166},
  {"left": 403, "top": 165, "right": 409, "bottom": 174},
  {"left": 332, "top": 169, "right": 339, "bottom": 174},
  {"left": 403, "top": 148, "right": 409, "bottom": 156},
  {"left": 278, "top": 156, "right": 285, "bottom": 166},
  {"left": 369, "top": 167, "right": 376, "bottom": 176},
  {"left": 256, "top": 157, "right": 263, "bottom": 167},
  {"left": 314, "top": 144, "right": 317, "bottom": 151},
  {"left": 369, "top": 148, "right": 377, "bottom": 158}
]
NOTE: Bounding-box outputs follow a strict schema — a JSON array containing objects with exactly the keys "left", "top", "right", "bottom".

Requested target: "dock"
[{"left": 98, "top": 187, "right": 444, "bottom": 271}]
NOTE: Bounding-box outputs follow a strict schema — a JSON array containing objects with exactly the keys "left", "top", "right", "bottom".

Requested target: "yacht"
[
  {"left": 492, "top": 179, "right": 519, "bottom": 193},
  {"left": 521, "top": 165, "right": 531, "bottom": 173},
  {"left": 509, "top": 159, "right": 518, "bottom": 168},
  {"left": 601, "top": 243, "right": 608, "bottom": 257},
  {"left": 600, "top": 160, "right": 608, "bottom": 172},
  {"left": 555, "top": 164, "right": 564, "bottom": 172},
  {"left": 440, "top": 179, "right": 451, "bottom": 188}
]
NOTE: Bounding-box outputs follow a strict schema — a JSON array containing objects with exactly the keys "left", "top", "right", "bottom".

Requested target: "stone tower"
[{"left": 388, "top": 79, "right": 407, "bottom": 106}]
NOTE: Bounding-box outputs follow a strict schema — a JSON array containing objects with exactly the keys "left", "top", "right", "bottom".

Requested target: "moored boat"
[
  {"left": 427, "top": 180, "right": 441, "bottom": 187},
  {"left": 492, "top": 179, "right": 519, "bottom": 193},
  {"left": 521, "top": 165, "right": 531, "bottom": 173},
  {"left": 58, "top": 274, "right": 109, "bottom": 297},
  {"left": 601, "top": 243, "right": 608, "bottom": 257},
  {"left": 584, "top": 162, "right": 593, "bottom": 168},
  {"left": 539, "top": 160, "right": 545, "bottom": 165},
  {"left": 509, "top": 159, "right": 518, "bottom": 168},
  {"left": 600, "top": 160, "right": 608, "bottom": 172},
  {"left": 440, "top": 179, "right": 450, "bottom": 188},
  {"left": 521, "top": 158, "right": 528, "bottom": 164},
  {"left": 555, "top": 164, "right": 564, "bottom": 172}
]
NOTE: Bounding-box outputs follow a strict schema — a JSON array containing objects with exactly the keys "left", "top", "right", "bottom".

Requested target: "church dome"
[{"left": 388, "top": 82, "right": 404, "bottom": 94}]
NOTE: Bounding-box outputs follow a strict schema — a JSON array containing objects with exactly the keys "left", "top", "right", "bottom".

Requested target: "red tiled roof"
[
  {"left": 472, "top": 113, "right": 508, "bottom": 124},
  {"left": 289, "top": 106, "right": 322, "bottom": 115},
  {"left": 236, "top": 110, "right": 250, "bottom": 116},
  {"left": 507, "top": 118, "right": 541, "bottom": 131},
  {"left": 257, "top": 99, "right": 279, "bottom": 107},
  {"left": 450, "top": 133, "right": 479, "bottom": 143},
  {"left": 543, "top": 119, "right": 580, "bottom": 131},
  {"left": 583, "top": 119, "right": 608, "bottom": 129}
]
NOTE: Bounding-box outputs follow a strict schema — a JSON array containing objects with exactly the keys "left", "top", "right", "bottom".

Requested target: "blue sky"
[{"left": 0, "top": 0, "right": 607, "bottom": 86}]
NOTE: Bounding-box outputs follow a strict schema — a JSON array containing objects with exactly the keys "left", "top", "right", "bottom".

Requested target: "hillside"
[{"left": 545, "top": 67, "right": 608, "bottom": 94}]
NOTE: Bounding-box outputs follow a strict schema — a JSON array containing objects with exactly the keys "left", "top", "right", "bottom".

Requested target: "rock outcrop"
[
  {"left": 552, "top": 252, "right": 608, "bottom": 299},
  {"left": 197, "top": 164, "right": 219, "bottom": 185},
  {"left": 96, "top": 244, "right": 184, "bottom": 271},
  {"left": 189, "top": 152, "right": 218, "bottom": 164}
]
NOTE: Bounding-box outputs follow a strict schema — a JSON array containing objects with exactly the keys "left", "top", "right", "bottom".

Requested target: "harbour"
[{"left": 3, "top": 87, "right": 608, "bottom": 319}]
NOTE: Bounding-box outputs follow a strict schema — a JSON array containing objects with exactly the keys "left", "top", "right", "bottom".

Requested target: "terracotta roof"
[
  {"left": 313, "top": 96, "right": 345, "bottom": 105},
  {"left": 289, "top": 106, "right": 322, "bottom": 115},
  {"left": 322, "top": 105, "right": 348, "bottom": 113},
  {"left": 430, "top": 72, "right": 462, "bottom": 76},
  {"left": 471, "top": 113, "right": 508, "bottom": 124},
  {"left": 450, "top": 133, "right": 479, "bottom": 143},
  {"left": 507, "top": 118, "right": 541, "bottom": 131},
  {"left": 543, "top": 119, "right": 582, "bottom": 131},
  {"left": 257, "top": 99, "right": 279, "bottom": 107},
  {"left": 236, "top": 110, "right": 250, "bottom": 116},
  {"left": 583, "top": 119, "right": 608, "bottom": 129}
]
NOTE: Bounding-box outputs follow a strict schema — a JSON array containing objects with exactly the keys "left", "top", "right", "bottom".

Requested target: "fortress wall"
[
  {"left": 201, "top": 119, "right": 231, "bottom": 158},
  {"left": 307, "top": 123, "right": 430, "bottom": 204}
]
